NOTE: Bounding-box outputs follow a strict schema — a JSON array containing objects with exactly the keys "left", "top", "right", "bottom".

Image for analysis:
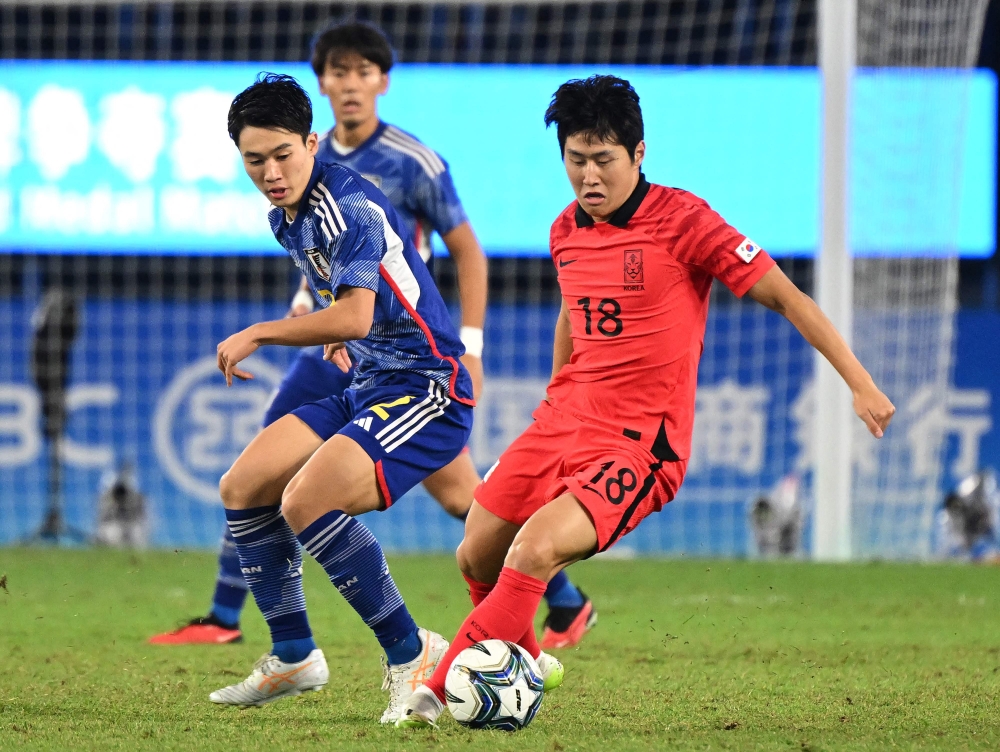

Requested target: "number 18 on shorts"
[{"left": 475, "top": 400, "right": 687, "bottom": 552}]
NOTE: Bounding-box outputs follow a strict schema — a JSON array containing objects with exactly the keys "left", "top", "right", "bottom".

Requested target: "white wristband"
[
  {"left": 291, "top": 289, "right": 315, "bottom": 312},
  {"left": 460, "top": 326, "right": 484, "bottom": 358}
]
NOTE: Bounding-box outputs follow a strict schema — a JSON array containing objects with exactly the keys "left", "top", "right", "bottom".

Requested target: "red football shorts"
[{"left": 475, "top": 400, "right": 688, "bottom": 552}]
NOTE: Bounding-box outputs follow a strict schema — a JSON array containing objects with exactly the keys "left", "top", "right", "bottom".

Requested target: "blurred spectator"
[
  {"left": 936, "top": 469, "right": 1000, "bottom": 562},
  {"left": 749, "top": 473, "right": 804, "bottom": 557},
  {"left": 94, "top": 464, "right": 148, "bottom": 549}
]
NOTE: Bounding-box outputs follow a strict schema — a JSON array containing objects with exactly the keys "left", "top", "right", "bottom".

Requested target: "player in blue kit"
[
  {"left": 206, "top": 73, "right": 480, "bottom": 721},
  {"left": 150, "top": 22, "right": 595, "bottom": 653}
]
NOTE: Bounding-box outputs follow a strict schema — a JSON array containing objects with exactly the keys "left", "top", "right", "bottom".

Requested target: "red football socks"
[
  {"left": 465, "top": 572, "right": 541, "bottom": 657},
  {"left": 425, "top": 567, "right": 547, "bottom": 701},
  {"left": 464, "top": 573, "right": 493, "bottom": 606}
]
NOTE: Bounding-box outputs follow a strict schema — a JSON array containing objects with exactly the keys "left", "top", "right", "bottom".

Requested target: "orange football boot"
[
  {"left": 148, "top": 615, "right": 242, "bottom": 645},
  {"left": 540, "top": 592, "right": 597, "bottom": 650}
]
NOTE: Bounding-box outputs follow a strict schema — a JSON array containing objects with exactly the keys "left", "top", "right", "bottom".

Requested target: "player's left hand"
[
  {"left": 324, "top": 342, "right": 352, "bottom": 373},
  {"left": 853, "top": 383, "right": 895, "bottom": 439},
  {"left": 216, "top": 328, "right": 259, "bottom": 386},
  {"left": 461, "top": 353, "right": 484, "bottom": 400}
]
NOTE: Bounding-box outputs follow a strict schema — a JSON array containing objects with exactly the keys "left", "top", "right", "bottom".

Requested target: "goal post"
[
  {"left": 813, "top": 0, "right": 992, "bottom": 561},
  {"left": 814, "top": 0, "right": 856, "bottom": 561}
]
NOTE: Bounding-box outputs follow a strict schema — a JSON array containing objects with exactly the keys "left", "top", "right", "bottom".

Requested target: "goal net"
[
  {"left": 0, "top": 1, "right": 991, "bottom": 558},
  {"left": 848, "top": 0, "right": 991, "bottom": 558}
]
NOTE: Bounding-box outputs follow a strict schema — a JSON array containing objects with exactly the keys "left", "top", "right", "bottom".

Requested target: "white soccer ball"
[{"left": 444, "top": 639, "right": 544, "bottom": 731}]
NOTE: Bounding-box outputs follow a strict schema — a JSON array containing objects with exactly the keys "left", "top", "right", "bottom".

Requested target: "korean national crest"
[
  {"left": 304, "top": 246, "right": 332, "bottom": 281},
  {"left": 624, "top": 249, "right": 644, "bottom": 283}
]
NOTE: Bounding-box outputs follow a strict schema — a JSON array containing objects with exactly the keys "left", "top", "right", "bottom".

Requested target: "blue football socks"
[
  {"left": 544, "top": 569, "right": 585, "bottom": 609},
  {"left": 225, "top": 505, "right": 316, "bottom": 664},
  {"left": 209, "top": 526, "right": 249, "bottom": 627},
  {"left": 298, "top": 510, "right": 422, "bottom": 666},
  {"left": 271, "top": 637, "right": 319, "bottom": 664}
]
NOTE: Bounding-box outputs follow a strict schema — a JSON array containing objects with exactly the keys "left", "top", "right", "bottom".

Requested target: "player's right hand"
[
  {"left": 217, "top": 327, "right": 258, "bottom": 387},
  {"left": 324, "top": 342, "right": 352, "bottom": 373},
  {"left": 853, "top": 384, "right": 895, "bottom": 439}
]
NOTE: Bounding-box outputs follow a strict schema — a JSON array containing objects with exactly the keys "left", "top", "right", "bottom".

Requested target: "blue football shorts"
[
  {"left": 291, "top": 373, "right": 474, "bottom": 507},
  {"left": 262, "top": 347, "right": 354, "bottom": 428}
]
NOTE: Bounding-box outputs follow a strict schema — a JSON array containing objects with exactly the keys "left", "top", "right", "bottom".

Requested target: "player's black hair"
[
  {"left": 310, "top": 22, "right": 395, "bottom": 76},
  {"left": 544, "top": 75, "right": 644, "bottom": 161},
  {"left": 227, "top": 73, "right": 313, "bottom": 146}
]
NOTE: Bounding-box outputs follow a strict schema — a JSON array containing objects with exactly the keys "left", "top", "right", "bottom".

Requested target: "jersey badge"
[
  {"left": 304, "top": 247, "right": 332, "bottom": 281},
  {"left": 624, "top": 249, "right": 644, "bottom": 283},
  {"left": 734, "top": 238, "right": 762, "bottom": 263},
  {"left": 361, "top": 173, "right": 383, "bottom": 189}
]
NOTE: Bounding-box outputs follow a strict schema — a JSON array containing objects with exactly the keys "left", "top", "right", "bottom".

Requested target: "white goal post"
[
  {"left": 813, "top": 0, "right": 992, "bottom": 561},
  {"left": 814, "top": 0, "right": 856, "bottom": 561}
]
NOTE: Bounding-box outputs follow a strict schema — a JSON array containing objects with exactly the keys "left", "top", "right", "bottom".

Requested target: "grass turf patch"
[{"left": 0, "top": 549, "right": 998, "bottom": 751}]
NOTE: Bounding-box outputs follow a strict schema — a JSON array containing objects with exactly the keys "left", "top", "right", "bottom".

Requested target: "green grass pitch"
[{"left": 1, "top": 549, "right": 999, "bottom": 751}]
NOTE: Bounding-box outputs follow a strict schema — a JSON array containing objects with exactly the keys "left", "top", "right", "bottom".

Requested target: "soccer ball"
[{"left": 444, "top": 639, "right": 544, "bottom": 731}]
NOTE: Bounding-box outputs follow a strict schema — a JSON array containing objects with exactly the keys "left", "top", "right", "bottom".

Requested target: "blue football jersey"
[
  {"left": 316, "top": 122, "right": 468, "bottom": 264},
  {"left": 269, "top": 158, "right": 473, "bottom": 403}
]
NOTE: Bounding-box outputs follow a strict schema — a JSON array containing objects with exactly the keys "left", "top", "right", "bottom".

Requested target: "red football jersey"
[{"left": 546, "top": 176, "right": 775, "bottom": 462}]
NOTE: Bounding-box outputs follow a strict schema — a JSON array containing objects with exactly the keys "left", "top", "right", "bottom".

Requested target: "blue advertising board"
[
  {"left": 0, "top": 298, "right": 995, "bottom": 556},
  {"left": 0, "top": 62, "right": 995, "bottom": 257}
]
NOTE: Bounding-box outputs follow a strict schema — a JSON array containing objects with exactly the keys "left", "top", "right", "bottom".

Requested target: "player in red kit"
[{"left": 397, "top": 75, "right": 897, "bottom": 727}]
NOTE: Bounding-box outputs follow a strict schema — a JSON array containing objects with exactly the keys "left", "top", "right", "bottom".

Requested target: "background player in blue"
[
  {"left": 149, "top": 22, "right": 595, "bottom": 652},
  {"left": 207, "top": 73, "right": 474, "bottom": 721},
  {"left": 312, "top": 22, "right": 595, "bottom": 647}
]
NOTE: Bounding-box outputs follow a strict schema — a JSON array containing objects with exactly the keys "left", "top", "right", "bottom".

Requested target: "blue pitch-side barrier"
[
  {"left": 0, "top": 62, "right": 995, "bottom": 257},
  {"left": 0, "top": 299, "right": 995, "bottom": 555}
]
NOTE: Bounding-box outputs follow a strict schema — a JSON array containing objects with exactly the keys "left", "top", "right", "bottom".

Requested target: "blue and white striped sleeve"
[
  {"left": 329, "top": 193, "right": 387, "bottom": 293},
  {"left": 413, "top": 156, "right": 469, "bottom": 237},
  {"left": 309, "top": 177, "right": 385, "bottom": 292}
]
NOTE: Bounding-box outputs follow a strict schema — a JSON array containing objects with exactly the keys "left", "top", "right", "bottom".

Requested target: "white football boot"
[
  {"left": 209, "top": 649, "right": 328, "bottom": 707},
  {"left": 537, "top": 651, "right": 564, "bottom": 691},
  {"left": 380, "top": 628, "right": 449, "bottom": 724},
  {"left": 395, "top": 648, "right": 565, "bottom": 729},
  {"left": 395, "top": 685, "right": 444, "bottom": 729}
]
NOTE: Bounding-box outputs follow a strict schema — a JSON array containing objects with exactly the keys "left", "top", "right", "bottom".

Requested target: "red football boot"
[
  {"left": 148, "top": 615, "right": 242, "bottom": 645},
  {"left": 540, "top": 592, "right": 597, "bottom": 650}
]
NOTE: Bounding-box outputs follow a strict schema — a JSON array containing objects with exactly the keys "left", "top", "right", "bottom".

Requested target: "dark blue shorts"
[
  {"left": 262, "top": 347, "right": 354, "bottom": 428},
  {"left": 291, "top": 374, "right": 474, "bottom": 507}
]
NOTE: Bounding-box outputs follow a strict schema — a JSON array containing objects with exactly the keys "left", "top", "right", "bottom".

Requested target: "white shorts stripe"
[
  {"left": 374, "top": 386, "right": 435, "bottom": 441},
  {"left": 364, "top": 381, "right": 454, "bottom": 454},
  {"left": 383, "top": 405, "right": 446, "bottom": 453},
  {"left": 378, "top": 383, "right": 451, "bottom": 452},
  {"left": 378, "top": 399, "right": 445, "bottom": 449}
]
